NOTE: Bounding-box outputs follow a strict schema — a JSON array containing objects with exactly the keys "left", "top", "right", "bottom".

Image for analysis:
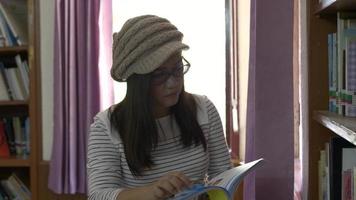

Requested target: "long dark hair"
[{"left": 109, "top": 73, "right": 207, "bottom": 176}]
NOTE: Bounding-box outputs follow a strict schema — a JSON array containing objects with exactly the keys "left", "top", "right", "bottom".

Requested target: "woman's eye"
[{"left": 153, "top": 72, "right": 165, "bottom": 77}]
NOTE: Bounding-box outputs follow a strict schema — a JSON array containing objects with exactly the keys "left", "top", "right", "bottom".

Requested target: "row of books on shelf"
[
  {"left": 318, "top": 137, "right": 356, "bottom": 200},
  {"left": 0, "top": 54, "right": 29, "bottom": 101},
  {"left": 328, "top": 12, "right": 356, "bottom": 117},
  {"left": 0, "top": 0, "right": 28, "bottom": 47},
  {"left": 0, "top": 173, "right": 30, "bottom": 200},
  {"left": 0, "top": 117, "right": 29, "bottom": 158}
]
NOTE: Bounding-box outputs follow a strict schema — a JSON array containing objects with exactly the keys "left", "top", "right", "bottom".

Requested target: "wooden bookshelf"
[
  {"left": 0, "top": 0, "right": 40, "bottom": 199},
  {"left": 307, "top": 0, "right": 356, "bottom": 199},
  {"left": 0, "top": 100, "right": 28, "bottom": 106},
  {"left": 0, "top": 156, "right": 30, "bottom": 167},
  {"left": 0, "top": 101, "right": 28, "bottom": 116},
  {"left": 313, "top": 110, "right": 356, "bottom": 145},
  {"left": 0, "top": 46, "right": 28, "bottom": 54}
]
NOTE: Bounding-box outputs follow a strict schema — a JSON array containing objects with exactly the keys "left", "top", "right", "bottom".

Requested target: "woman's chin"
[{"left": 163, "top": 94, "right": 179, "bottom": 107}]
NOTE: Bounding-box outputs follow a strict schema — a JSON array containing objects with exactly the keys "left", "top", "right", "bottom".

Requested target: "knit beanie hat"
[{"left": 111, "top": 15, "right": 189, "bottom": 82}]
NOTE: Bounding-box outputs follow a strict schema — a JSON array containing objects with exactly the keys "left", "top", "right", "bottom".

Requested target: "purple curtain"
[
  {"left": 244, "top": 0, "right": 294, "bottom": 199},
  {"left": 48, "top": 0, "right": 101, "bottom": 194}
]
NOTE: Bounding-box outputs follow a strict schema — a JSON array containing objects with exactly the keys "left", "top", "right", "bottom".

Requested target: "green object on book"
[{"left": 207, "top": 189, "right": 229, "bottom": 200}]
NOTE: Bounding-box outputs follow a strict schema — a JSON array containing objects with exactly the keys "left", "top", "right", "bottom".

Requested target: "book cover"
[
  {"left": 10, "top": 173, "right": 30, "bottom": 198},
  {"left": 0, "top": 62, "right": 13, "bottom": 100},
  {"left": 320, "top": 150, "right": 328, "bottom": 200},
  {"left": 353, "top": 167, "right": 356, "bottom": 200},
  {"left": 12, "top": 116, "right": 23, "bottom": 156},
  {"left": 171, "top": 158, "right": 265, "bottom": 200},
  {"left": 345, "top": 36, "right": 356, "bottom": 117},
  {"left": 14, "top": 55, "right": 29, "bottom": 96},
  {"left": 0, "top": 0, "right": 28, "bottom": 45},
  {"left": 333, "top": 32, "right": 338, "bottom": 113},
  {"left": 329, "top": 137, "right": 355, "bottom": 200},
  {"left": 8, "top": 174, "right": 30, "bottom": 200},
  {"left": 342, "top": 169, "right": 352, "bottom": 200},
  {"left": 337, "top": 12, "right": 346, "bottom": 115},
  {"left": 0, "top": 7, "right": 15, "bottom": 46},
  {"left": 4, "top": 67, "right": 24, "bottom": 100},
  {"left": 23, "top": 117, "right": 29, "bottom": 155},
  {"left": 2, "top": 118, "right": 15, "bottom": 155},
  {"left": 0, "top": 120, "right": 9, "bottom": 158},
  {"left": 0, "top": 71, "right": 9, "bottom": 100}
]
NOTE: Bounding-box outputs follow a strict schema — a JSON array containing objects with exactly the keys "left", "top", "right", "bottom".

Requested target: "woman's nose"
[{"left": 164, "top": 75, "right": 179, "bottom": 88}]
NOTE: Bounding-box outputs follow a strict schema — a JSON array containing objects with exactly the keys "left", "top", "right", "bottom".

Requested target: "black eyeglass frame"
[{"left": 150, "top": 56, "right": 191, "bottom": 85}]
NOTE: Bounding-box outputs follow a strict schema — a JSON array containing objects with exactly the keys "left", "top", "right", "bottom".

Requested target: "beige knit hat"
[{"left": 111, "top": 15, "right": 189, "bottom": 82}]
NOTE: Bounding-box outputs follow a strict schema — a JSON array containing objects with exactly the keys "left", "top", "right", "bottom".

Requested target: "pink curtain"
[
  {"left": 244, "top": 0, "right": 294, "bottom": 199},
  {"left": 48, "top": 0, "right": 113, "bottom": 194}
]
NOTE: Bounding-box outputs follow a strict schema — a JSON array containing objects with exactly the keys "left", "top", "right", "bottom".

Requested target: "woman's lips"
[{"left": 165, "top": 92, "right": 178, "bottom": 97}]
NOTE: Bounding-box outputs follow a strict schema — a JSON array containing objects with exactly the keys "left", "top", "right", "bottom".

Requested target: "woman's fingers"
[{"left": 152, "top": 171, "right": 193, "bottom": 199}]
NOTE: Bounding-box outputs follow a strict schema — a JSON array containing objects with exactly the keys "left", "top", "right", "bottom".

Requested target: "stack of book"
[
  {"left": 0, "top": 116, "right": 30, "bottom": 158},
  {"left": 0, "top": 173, "right": 31, "bottom": 200},
  {"left": 0, "top": 0, "right": 28, "bottom": 47},
  {"left": 318, "top": 137, "right": 356, "bottom": 200},
  {"left": 328, "top": 12, "right": 356, "bottom": 117},
  {"left": 0, "top": 54, "right": 29, "bottom": 101}
]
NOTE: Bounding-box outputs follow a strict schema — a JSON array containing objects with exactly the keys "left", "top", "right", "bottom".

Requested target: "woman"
[{"left": 87, "top": 14, "right": 231, "bottom": 200}]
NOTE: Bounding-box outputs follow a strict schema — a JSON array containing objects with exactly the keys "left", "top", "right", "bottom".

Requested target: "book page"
[{"left": 207, "top": 158, "right": 265, "bottom": 195}]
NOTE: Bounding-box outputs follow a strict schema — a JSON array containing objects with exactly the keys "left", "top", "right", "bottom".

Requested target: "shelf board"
[
  {"left": 0, "top": 100, "right": 28, "bottom": 106},
  {"left": 313, "top": 110, "right": 356, "bottom": 146},
  {"left": 0, "top": 46, "right": 28, "bottom": 54},
  {"left": 315, "top": 0, "right": 356, "bottom": 15},
  {"left": 0, "top": 101, "right": 29, "bottom": 117},
  {"left": 0, "top": 156, "right": 30, "bottom": 167}
]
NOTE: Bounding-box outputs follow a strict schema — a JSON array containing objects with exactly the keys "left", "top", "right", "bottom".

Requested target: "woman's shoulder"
[
  {"left": 91, "top": 108, "right": 122, "bottom": 145},
  {"left": 190, "top": 93, "right": 212, "bottom": 125}
]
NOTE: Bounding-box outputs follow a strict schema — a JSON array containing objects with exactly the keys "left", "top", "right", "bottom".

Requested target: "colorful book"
[
  {"left": 171, "top": 159, "right": 265, "bottom": 200},
  {"left": 329, "top": 137, "right": 355, "bottom": 200},
  {"left": 342, "top": 169, "right": 352, "bottom": 200},
  {"left": 345, "top": 36, "right": 356, "bottom": 117},
  {"left": 2, "top": 118, "right": 15, "bottom": 155},
  {"left": 8, "top": 174, "right": 30, "bottom": 200},
  {"left": 0, "top": 120, "right": 9, "bottom": 158}
]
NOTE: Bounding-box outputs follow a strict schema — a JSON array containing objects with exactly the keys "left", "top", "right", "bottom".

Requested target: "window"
[{"left": 112, "top": 1, "right": 227, "bottom": 135}]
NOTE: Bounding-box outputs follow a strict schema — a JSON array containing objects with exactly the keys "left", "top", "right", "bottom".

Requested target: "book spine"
[
  {"left": 11, "top": 174, "right": 30, "bottom": 198},
  {"left": 0, "top": 63, "right": 13, "bottom": 100},
  {"left": 345, "top": 37, "right": 356, "bottom": 117},
  {"left": 8, "top": 175, "right": 29, "bottom": 200}
]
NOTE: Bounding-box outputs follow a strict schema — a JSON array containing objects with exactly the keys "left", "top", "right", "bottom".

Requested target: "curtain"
[
  {"left": 48, "top": 0, "right": 112, "bottom": 194},
  {"left": 243, "top": 0, "right": 294, "bottom": 199}
]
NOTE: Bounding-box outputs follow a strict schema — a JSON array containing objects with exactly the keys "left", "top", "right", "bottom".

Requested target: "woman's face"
[{"left": 150, "top": 53, "right": 184, "bottom": 117}]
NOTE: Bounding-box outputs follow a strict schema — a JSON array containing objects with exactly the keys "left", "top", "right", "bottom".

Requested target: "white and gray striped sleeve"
[
  {"left": 205, "top": 97, "right": 232, "bottom": 178},
  {"left": 87, "top": 116, "right": 123, "bottom": 200}
]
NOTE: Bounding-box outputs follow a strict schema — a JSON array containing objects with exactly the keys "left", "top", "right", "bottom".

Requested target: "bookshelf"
[
  {"left": 308, "top": 0, "right": 356, "bottom": 199},
  {"left": 0, "top": 0, "right": 40, "bottom": 199},
  {"left": 313, "top": 111, "right": 356, "bottom": 145}
]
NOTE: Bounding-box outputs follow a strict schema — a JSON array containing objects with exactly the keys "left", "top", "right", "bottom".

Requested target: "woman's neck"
[{"left": 152, "top": 106, "right": 170, "bottom": 118}]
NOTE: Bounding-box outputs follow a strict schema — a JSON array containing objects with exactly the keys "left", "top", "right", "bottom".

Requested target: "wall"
[{"left": 40, "top": 0, "right": 54, "bottom": 161}]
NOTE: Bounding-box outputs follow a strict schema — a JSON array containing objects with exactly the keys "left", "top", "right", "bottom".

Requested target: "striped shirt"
[{"left": 87, "top": 94, "right": 232, "bottom": 199}]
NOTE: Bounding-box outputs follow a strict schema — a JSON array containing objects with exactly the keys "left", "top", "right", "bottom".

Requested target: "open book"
[{"left": 171, "top": 158, "right": 265, "bottom": 200}]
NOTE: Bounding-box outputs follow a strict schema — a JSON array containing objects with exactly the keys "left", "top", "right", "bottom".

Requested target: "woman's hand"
[
  {"left": 149, "top": 171, "right": 192, "bottom": 199},
  {"left": 117, "top": 171, "right": 192, "bottom": 200}
]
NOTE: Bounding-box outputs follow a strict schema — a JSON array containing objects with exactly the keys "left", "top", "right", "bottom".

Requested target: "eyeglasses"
[{"left": 150, "top": 57, "right": 190, "bottom": 85}]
